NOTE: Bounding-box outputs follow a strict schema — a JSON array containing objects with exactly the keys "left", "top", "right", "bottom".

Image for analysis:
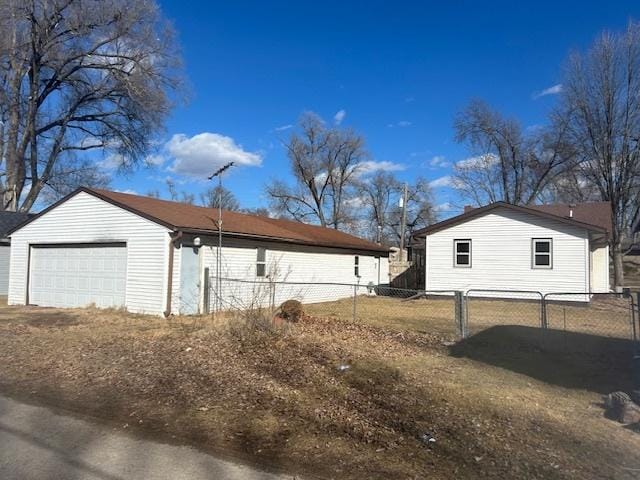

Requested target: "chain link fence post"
[
  {"left": 352, "top": 283, "right": 357, "bottom": 322},
  {"left": 202, "top": 267, "right": 210, "bottom": 314},
  {"left": 455, "top": 291, "right": 466, "bottom": 339}
]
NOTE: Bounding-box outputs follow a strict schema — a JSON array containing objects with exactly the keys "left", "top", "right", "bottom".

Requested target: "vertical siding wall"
[
  {"left": 200, "top": 238, "right": 388, "bottom": 310},
  {"left": 425, "top": 208, "right": 590, "bottom": 296},
  {"left": 0, "top": 245, "right": 10, "bottom": 295},
  {"left": 590, "top": 243, "right": 610, "bottom": 293},
  {"left": 8, "top": 192, "right": 170, "bottom": 315}
]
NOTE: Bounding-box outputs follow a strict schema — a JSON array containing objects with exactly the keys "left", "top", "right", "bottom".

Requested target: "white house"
[
  {"left": 8, "top": 188, "right": 390, "bottom": 316},
  {"left": 0, "top": 211, "right": 33, "bottom": 298},
  {"left": 412, "top": 201, "right": 612, "bottom": 298}
]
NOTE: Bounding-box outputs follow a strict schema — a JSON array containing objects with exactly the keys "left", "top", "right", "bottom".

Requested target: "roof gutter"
[
  {"left": 164, "top": 230, "right": 183, "bottom": 317},
  {"left": 176, "top": 227, "right": 391, "bottom": 254}
]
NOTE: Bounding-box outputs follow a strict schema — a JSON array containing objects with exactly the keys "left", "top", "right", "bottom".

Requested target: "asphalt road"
[{"left": 0, "top": 394, "right": 294, "bottom": 480}]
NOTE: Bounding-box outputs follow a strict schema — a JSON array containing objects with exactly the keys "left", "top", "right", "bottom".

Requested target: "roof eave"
[
  {"left": 412, "top": 202, "right": 608, "bottom": 238},
  {"left": 179, "top": 227, "right": 390, "bottom": 254}
]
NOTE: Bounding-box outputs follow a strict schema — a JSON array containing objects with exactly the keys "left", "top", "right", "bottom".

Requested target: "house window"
[
  {"left": 256, "top": 247, "right": 266, "bottom": 277},
  {"left": 532, "top": 238, "right": 552, "bottom": 269},
  {"left": 354, "top": 255, "right": 360, "bottom": 277},
  {"left": 454, "top": 239, "right": 471, "bottom": 267}
]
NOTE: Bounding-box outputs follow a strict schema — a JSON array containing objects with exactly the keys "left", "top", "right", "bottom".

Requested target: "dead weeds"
[{"left": 0, "top": 304, "right": 638, "bottom": 479}]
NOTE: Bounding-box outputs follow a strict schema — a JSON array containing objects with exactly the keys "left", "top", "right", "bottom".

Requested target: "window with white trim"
[
  {"left": 532, "top": 238, "right": 552, "bottom": 269},
  {"left": 256, "top": 247, "right": 266, "bottom": 277},
  {"left": 454, "top": 239, "right": 471, "bottom": 267}
]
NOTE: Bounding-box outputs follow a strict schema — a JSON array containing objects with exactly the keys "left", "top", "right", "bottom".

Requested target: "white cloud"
[
  {"left": 144, "top": 154, "right": 165, "bottom": 167},
  {"left": 166, "top": 132, "right": 262, "bottom": 177},
  {"left": 434, "top": 202, "right": 454, "bottom": 213},
  {"left": 274, "top": 124, "right": 293, "bottom": 132},
  {"left": 533, "top": 84, "right": 563, "bottom": 99},
  {"left": 429, "top": 175, "right": 453, "bottom": 188},
  {"left": 355, "top": 160, "right": 406, "bottom": 176},
  {"left": 429, "top": 155, "right": 450, "bottom": 168},
  {"left": 387, "top": 120, "right": 412, "bottom": 128},
  {"left": 114, "top": 188, "right": 138, "bottom": 195},
  {"left": 99, "top": 153, "right": 127, "bottom": 170},
  {"left": 455, "top": 153, "right": 499, "bottom": 169},
  {"left": 334, "top": 109, "right": 347, "bottom": 125}
]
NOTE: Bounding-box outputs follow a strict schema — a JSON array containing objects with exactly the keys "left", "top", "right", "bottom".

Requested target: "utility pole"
[
  {"left": 208, "top": 161, "right": 235, "bottom": 315},
  {"left": 399, "top": 183, "right": 408, "bottom": 261}
]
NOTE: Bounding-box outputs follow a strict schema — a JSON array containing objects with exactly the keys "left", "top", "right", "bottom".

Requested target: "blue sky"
[{"left": 109, "top": 0, "right": 640, "bottom": 218}]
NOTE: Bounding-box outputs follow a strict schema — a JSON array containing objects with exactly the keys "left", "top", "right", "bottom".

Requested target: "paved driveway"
[{"left": 0, "top": 394, "right": 294, "bottom": 480}]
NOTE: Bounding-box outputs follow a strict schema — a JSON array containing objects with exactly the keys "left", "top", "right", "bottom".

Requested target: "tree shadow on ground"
[{"left": 449, "top": 325, "right": 636, "bottom": 394}]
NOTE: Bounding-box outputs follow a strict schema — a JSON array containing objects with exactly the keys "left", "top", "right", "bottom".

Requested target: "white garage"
[
  {"left": 8, "top": 187, "right": 389, "bottom": 316},
  {"left": 29, "top": 244, "right": 127, "bottom": 308}
]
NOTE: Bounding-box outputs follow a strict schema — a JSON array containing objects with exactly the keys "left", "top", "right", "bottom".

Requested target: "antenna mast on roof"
[{"left": 208, "top": 161, "right": 235, "bottom": 315}]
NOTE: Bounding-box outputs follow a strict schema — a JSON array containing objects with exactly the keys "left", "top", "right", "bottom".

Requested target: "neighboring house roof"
[
  {"left": 413, "top": 201, "right": 611, "bottom": 238},
  {"left": 12, "top": 187, "right": 389, "bottom": 254},
  {"left": 0, "top": 211, "right": 34, "bottom": 241}
]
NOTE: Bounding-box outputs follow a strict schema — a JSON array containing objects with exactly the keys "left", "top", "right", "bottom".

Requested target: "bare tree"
[
  {"left": 387, "top": 178, "right": 437, "bottom": 246},
  {"left": 200, "top": 185, "right": 240, "bottom": 211},
  {"left": 266, "top": 112, "right": 367, "bottom": 229},
  {"left": 243, "top": 206, "right": 271, "bottom": 218},
  {"left": 357, "top": 171, "right": 401, "bottom": 243},
  {"left": 166, "top": 178, "right": 194, "bottom": 204},
  {"left": 559, "top": 21, "right": 640, "bottom": 285},
  {"left": 40, "top": 155, "right": 109, "bottom": 204},
  {"left": 0, "top": 0, "right": 181, "bottom": 211},
  {"left": 453, "top": 100, "right": 575, "bottom": 206}
]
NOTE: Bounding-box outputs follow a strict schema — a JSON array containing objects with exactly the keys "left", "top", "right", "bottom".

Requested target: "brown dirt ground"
[{"left": 0, "top": 302, "right": 639, "bottom": 479}]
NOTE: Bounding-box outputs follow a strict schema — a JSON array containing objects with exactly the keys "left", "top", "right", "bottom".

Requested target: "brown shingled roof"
[
  {"left": 61, "top": 188, "right": 388, "bottom": 253},
  {"left": 413, "top": 201, "right": 611, "bottom": 238},
  {"left": 526, "top": 202, "right": 612, "bottom": 234}
]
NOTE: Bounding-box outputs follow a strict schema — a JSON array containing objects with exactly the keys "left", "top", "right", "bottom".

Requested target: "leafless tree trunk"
[
  {"left": 266, "top": 112, "right": 367, "bottom": 229},
  {"left": 560, "top": 22, "right": 640, "bottom": 286},
  {"left": 0, "top": 0, "right": 181, "bottom": 211}
]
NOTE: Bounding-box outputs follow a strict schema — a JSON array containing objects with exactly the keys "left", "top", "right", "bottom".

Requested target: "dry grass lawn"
[{"left": 0, "top": 301, "right": 638, "bottom": 479}]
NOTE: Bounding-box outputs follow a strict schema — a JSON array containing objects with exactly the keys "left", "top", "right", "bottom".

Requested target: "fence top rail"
[
  {"left": 465, "top": 288, "right": 544, "bottom": 298},
  {"left": 543, "top": 291, "right": 629, "bottom": 296},
  {"left": 215, "top": 276, "right": 456, "bottom": 292},
  {"left": 543, "top": 291, "right": 632, "bottom": 299}
]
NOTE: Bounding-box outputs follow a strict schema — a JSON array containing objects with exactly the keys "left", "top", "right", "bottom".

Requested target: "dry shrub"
[
  {"left": 226, "top": 307, "right": 286, "bottom": 341},
  {"left": 279, "top": 299, "right": 304, "bottom": 322}
]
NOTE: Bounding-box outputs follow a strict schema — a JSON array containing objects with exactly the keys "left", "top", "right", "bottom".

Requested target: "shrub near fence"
[
  {"left": 210, "top": 277, "right": 460, "bottom": 338},
  {"left": 209, "top": 278, "right": 640, "bottom": 352}
]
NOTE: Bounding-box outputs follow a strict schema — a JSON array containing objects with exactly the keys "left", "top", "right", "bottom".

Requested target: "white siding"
[
  {"left": 0, "top": 245, "right": 10, "bottom": 296},
  {"left": 9, "top": 192, "right": 170, "bottom": 315},
  {"left": 198, "top": 238, "right": 388, "bottom": 310},
  {"left": 424, "top": 208, "right": 590, "bottom": 297},
  {"left": 590, "top": 242, "right": 610, "bottom": 293}
]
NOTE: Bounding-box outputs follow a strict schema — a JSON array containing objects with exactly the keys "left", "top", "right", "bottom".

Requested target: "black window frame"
[
  {"left": 354, "top": 255, "right": 360, "bottom": 277},
  {"left": 532, "top": 238, "right": 553, "bottom": 269},
  {"left": 453, "top": 239, "right": 472, "bottom": 268}
]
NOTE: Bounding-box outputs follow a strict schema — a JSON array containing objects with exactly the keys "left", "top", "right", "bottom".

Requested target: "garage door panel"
[{"left": 30, "top": 244, "right": 126, "bottom": 308}]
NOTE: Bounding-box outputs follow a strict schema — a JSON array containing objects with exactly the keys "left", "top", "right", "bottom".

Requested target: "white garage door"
[{"left": 29, "top": 243, "right": 127, "bottom": 308}]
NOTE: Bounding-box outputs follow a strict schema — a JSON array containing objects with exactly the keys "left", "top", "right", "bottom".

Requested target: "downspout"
[{"left": 164, "top": 231, "right": 183, "bottom": 317}]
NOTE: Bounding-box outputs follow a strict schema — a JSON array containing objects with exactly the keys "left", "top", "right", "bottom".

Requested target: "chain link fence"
[
  {"left": 463, "top": 289, "right": 639, "bottom": 354},
  {"left": 207, "top": 277, "right": 640, "bottom": 353},
  {"left": 465, "top": 290, "right": 545, "bottom": 338},
  {"left": 209, "top": 277, "right": 460, "bottom": 338}
]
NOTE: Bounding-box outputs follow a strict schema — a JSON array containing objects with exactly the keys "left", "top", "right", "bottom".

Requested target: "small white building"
[
  {"left": 0, "top": 212, "right": 33, "bottom": 298},
  {"left": 8, "top": 188, "right": 390, "bottom": 315},
  {"left": 412, "top": 201, "right": 612, "bottom": 297}
]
